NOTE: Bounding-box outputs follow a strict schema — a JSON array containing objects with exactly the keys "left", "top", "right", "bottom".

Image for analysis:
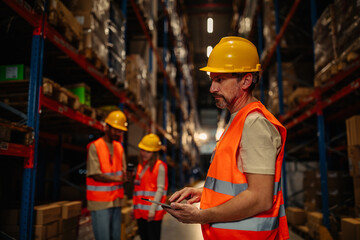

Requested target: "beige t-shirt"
[
  {"left": 86, "top": 139, "right": 126, "bottom": 211},
  {"left": 219, "top": 111, "right": 281, "bottom": 174}
]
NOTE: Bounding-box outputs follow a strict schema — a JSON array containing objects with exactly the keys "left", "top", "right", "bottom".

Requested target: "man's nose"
[{"left": 209, "top": 81, "right": 218, "bottom": 93}]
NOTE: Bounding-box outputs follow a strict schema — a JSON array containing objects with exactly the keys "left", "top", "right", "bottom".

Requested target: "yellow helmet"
[
  {"left": 105, "top": 110, "right": 128, "bottom": 131},
  {"left": 138, "top": 133, "right": 162, "bottom": 152},
  {"left": 200, "top": 36, "right": 261, "bottom": 73}
]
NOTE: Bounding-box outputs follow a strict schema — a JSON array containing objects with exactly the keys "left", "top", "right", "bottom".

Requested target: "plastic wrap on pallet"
[
  {"left": 237, "top": 0, "right": 257, "bottom": 37},
  {"left": 83, "top": 30, "right": 108, "bottom": 66},
  {"left": 313, "top": 5, "right": 336, "bottom": 74},
  {"left": 108, "top": 50, "right": 125, "bottom": 81},
  {"left": 136, "top": 0, "right": 154, "bottom": 30},
  {"left": 108, "top": 27, "right": 125, "bottom": 58},
  {"left": 334, "top": 0, "right": 360, "bottom": 55},
  {"left": 109, "top": 1, "right": 125, "bottom": 32},
  {"left": 125, "top": 55, "right": 152, "bottom": 109}
]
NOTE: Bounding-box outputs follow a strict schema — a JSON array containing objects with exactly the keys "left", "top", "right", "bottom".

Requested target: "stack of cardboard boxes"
[{"left": 33, "top": 201, "right": 82, "bottom": 240}]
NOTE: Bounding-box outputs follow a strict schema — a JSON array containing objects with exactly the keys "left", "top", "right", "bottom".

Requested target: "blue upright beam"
[
  {"left": 20, "top": 23, "right": 45, "bottom": 239},
  {"left": 310, "top": 0, "right": 330, "bottom": 229},
  {"left": 274, "top": 0, "right": 288, "bottom": 207},
  {"left": 317, "top": 111, "right": 329, "bottom": 228}
]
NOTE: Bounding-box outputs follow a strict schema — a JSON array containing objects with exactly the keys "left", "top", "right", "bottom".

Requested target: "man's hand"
[
  {"left": 168, "top": 187, "right": 203, "bottom": 204},
  {"left": 164, "top": 202, "right": 204, "bottom": 224}
]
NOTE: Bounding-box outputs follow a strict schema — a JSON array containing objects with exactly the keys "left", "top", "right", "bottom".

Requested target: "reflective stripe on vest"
[
  {"left": 133, "top": 190, "right": 167, "bottom": 197},
  {"left": 204, "top": 176, "right": 281, "bottom": 196},
  {"left": 200, "top": 101, "right": 289, "bottom": 240},
  {"left": 104, "top": 170, "right": 123, "bottom": 176},
  {"left": 211, "top": 204, "right": 286, "bottom": 231},
  {"left": 87, "top": 185, "right": 123, "bottom": 191}
]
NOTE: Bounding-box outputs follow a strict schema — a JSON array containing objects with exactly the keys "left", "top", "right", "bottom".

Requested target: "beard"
[{"left": 213, "top": 94, "right": 229, "bottom": 109}]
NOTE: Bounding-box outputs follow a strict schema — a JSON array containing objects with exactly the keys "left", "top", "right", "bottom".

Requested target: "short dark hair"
[{"left": 233, "top": 72, "right": 260, "bottom": 91}]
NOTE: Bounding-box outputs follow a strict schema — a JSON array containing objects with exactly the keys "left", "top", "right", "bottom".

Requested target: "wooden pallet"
[
  {"left": 48, "top": 0, "right": 82, "bottom": 49},
  {"left": 314, "top": 37, "right": 360, "bottom": 87},
  {"left": 42, "top": 78, "right": 68, "bottom": 105},
  {"left": 79, "top": 104, "right": 96, "bottom": 119},
  {"left": 0, "top": 120, "right": 33, "bottom": 145},
  {"left": 80, "top": 48, "right": 109, "bottom": 76}
]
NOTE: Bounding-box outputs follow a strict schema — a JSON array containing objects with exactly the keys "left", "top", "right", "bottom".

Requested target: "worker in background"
[
  {"left": 165, "top": 36, "right": 290, "bottom": 240},
  {"left": 86, "top": 110, "right": 128, "bottom": 240},
  {"left": 132, "top": 133, "right": 168, "bottom": 240}
]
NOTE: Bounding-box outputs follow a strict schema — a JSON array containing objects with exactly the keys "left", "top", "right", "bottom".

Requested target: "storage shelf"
[
  {"left": 279, "top": 57, "right": 360, "bottom": 125},
  {"left": 40, "top": 94, "right": 105, "bottom": 131},
  {"left": 0, "top": 142, "right": 32, "bottom": 158},
  {"left": 2, "top": 0, "right": 172, "bottom": 139},
  {"left": 280, "top": 58, "right": 360, "bottom": 129}
]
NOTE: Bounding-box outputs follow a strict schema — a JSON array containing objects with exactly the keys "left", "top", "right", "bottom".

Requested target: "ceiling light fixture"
[
  {"left": 207, "top": 17, "right": 213, "bottom": 33},
  {"left": 207, "top": 46, "right": 213, "bottom": 58}
]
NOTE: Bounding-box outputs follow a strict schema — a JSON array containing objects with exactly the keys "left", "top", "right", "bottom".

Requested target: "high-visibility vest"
[
  {"left": 133, "top": 159, "right": 168, "bottom": 221},
  {"left": 200, "top": 101, "right": 289, "bottom": 240},
  {"left": 86, "top": 138, "right": 124, "bottom": 202}
]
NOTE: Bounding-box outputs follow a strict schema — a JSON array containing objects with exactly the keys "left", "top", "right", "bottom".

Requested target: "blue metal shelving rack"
[{"left": 2, "top": 0, "right": 175, "bottom": 238}]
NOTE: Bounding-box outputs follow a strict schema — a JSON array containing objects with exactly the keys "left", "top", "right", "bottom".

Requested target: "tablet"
[{"left": 141, "top": 198, "right": 172, "bottom": 209}]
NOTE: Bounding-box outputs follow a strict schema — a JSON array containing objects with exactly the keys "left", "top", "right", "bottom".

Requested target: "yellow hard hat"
[
  {"left": 105, "top": 110, "right": 128, "bottom": 131},
  {"left": 138, "top": 133, "right": 162, "bottom": 152},
  {"left": 200, "top": 36, "right": 261, "bottom": 73}
]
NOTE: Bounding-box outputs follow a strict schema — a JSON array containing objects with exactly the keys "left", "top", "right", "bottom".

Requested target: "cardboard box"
[
  {"left": 53, "top": 201, "right": 82, "bottom": 219},
  {"left": 0, "top": 64, "right": 28, "bottom": 81},
  {"left": 34, "top": 221, "right": 59, "bottom": 240},
  {"left": 346, "top": 115, "right": 360, "bottom": 147},
  {"left": 65, "top": 83, "right": 91, "bottom": 106},
  {"left": 307, "top": 211, "right": 323, "bottom": 239},
  {"left": 341, "top": 218, "right": 360, "bottom": 240},
  {"left": 286, "top": 207, "right": 306, "bottom": 226},
  {"left": 34, "top": 204, "right": 61, "bottom": 225},
  {"left": 348, "top": 146, "right": 360, "bottom": 176}
]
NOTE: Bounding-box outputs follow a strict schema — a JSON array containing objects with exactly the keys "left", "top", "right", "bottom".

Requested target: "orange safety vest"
[
  {"left": 133, "top": 159, "right": 168, "bottom": 221},
  {"left": 200, "top": 101, "right": 289, "bottom": 240},
  {"left": 86, "top": 138, "right": 124, "bottom": 202}
]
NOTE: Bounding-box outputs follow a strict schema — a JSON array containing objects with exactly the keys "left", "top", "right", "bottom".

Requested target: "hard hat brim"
[
  {"left": 138, "top": 142, "right": 160, "bottom": 152},
  {"left": 199, "top": 65, "right": 262, "bottom": 73},
  {"left": 107, "top": 122, "right": 128, "bottom": 131}
]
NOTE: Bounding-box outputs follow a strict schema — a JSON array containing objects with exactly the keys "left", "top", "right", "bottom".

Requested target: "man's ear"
[{"left": 241, "top": 73, "right": 253, "bottom": 90}]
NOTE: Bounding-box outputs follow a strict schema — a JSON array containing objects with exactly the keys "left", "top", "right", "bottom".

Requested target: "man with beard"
[
  {"left": 165, "top": 37, "right": 290, "bottom": 240},
  {"left": 86, "top": 110, "right": 128, "bottom": 240}
]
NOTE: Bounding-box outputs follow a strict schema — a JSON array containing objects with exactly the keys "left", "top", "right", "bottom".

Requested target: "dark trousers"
[{"left": 137, "top": 218, "right": 162, "bottom": 240}]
